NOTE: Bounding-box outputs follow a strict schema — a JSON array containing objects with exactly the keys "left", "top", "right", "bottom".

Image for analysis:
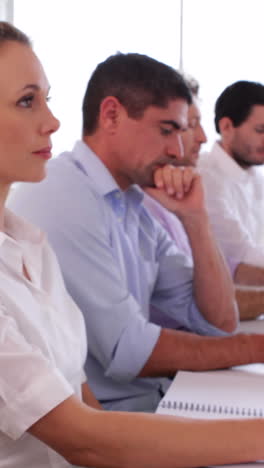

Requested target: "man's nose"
[{"left": 167, "top": 134, "right": 184, "bottom": 160}]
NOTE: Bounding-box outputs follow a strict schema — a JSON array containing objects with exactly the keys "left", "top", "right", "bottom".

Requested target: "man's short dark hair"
[
  {"left": 82, "top": 52, "right": 192, "bottom": 136},
  {"left": 214, "top": 80, "right": 264, "bottom": 133}
]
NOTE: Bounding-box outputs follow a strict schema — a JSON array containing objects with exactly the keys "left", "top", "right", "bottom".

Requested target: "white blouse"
[{"left": 0, "top": 209, "right": 87, "bottom": 467}]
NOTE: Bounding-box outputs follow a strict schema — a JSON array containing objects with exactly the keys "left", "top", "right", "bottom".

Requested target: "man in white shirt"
[{"left": 199, "top": 80, "right": 264, "bottom": 316}]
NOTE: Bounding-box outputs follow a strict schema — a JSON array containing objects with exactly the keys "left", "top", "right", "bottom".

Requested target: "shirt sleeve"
[
  {"left": 80, "top": 369, "right": 87, "bottom": 383},
  {"left": 201, "top": 169, "right": 264, "bottom": 270},
  {"left": 0, "top": 311, "right": 74, "bottom": 440}
]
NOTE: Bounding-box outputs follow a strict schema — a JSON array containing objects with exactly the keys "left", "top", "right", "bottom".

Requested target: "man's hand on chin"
[{"left": 144, "top": 165, "right": 207, "bottom": 220}]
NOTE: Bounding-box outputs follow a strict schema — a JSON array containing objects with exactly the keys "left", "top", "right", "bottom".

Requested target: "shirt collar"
[
  {"left": 0, "top": 209, "right": 45, "bottom": 278},
  {"left": 209, "top": 141, "right": 256, "bottom": 182},
  {"left": 1, "top": 208, "right": 44, "bottom": 245},
  {"left": 71, "top": 140, "right": 120, "bottom": 196},
  {"left": 71, "top": 140, "right": 145, "bottom": 209}
]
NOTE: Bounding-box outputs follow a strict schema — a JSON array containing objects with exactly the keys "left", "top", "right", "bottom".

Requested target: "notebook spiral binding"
[{"left": 159, "top": 399, "right": 264, "bottom": 417}]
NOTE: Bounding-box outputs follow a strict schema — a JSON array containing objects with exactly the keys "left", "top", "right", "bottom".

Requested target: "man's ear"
[
  {"left": 218, "top": 116, "right": 234, "bottom": 141},
  {"left": 99, "top": 96, "right": 122, "bottom": 133}
]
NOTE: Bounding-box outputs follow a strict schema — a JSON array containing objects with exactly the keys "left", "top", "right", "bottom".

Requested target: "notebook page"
[{"left": 157, "top": 365, "right": 264, "bottom": 419}]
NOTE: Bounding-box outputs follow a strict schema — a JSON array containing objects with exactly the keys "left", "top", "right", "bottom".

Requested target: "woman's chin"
[{"left": 19, "top": 168, "right": 47, "bottom": 184}]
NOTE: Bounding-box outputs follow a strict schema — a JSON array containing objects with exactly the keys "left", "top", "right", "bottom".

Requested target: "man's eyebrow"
[{"left": 160, "top": 119, "right": 185, "bottom": 130}]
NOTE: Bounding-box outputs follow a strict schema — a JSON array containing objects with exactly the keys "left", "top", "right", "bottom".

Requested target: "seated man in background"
[
  {"left": 146, "top": 78, "right": 264, "bottom": 321},
  {"left": 9, "top": 53, "right": 264, "bottom": 413},
  {"left": 199, "top": 80, "right": 264, "bottom": 316}
]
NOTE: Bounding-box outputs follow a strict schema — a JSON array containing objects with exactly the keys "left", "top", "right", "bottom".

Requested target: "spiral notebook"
[{"left": 157, "top": 364, "right": 264, "bottom": 419}]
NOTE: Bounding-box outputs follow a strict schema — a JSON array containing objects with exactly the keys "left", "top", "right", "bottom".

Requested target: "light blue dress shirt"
[{"left": 8, "top": 141, "right": 226, "bottom": 412}]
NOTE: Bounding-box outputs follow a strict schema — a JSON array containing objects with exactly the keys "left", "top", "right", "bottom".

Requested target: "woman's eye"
[{"left": 17, "top": 95, "right": 34, "bottom": 108}]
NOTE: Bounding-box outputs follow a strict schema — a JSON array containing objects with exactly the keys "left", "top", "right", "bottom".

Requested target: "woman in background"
[{"left": 0, "top": 20, "right": 264, "bottom": 468}]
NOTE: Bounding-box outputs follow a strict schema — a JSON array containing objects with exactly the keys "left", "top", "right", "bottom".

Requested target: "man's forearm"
[
  {"left": 236, "top": 285, "right": 264, "bottom": 320},
  {"left": 139, "top": 328, "right": 261, "bottom": 377},
  {"left": 181, "top": 213, "right": 237, "bottom": 332}
]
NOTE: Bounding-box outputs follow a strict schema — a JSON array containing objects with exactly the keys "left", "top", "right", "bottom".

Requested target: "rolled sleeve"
[
  {"left": 105, "top": 318, "right": 161, "bottom": 380},
  {"left": 0, "top": 314, "right": 73, "bottom": 440},
  {"left": 187, "top": 301, "right": 228, "bottom": 336}
]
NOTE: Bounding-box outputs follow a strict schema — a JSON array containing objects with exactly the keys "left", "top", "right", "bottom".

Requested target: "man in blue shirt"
[{"left": 10, "top": 53, "right": 254, "bottom": 413}]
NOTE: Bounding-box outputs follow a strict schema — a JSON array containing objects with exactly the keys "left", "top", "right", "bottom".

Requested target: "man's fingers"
[
  {"left": 153, "top": 167, "right": 164, "bottom": 189},
  {"left": 162, "top": 165, "right": 177, "bottom": 195},
  {"left": 182, "top": 166, "right": 198, "bottom": 193},
  {"left": 153, "top": 165, "right": 198, "bottom": 199}
]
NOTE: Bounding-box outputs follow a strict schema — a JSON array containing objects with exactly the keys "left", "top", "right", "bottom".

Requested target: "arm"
[
  {"left": 82, "top": 382, "right": 103, "bottom": 409},
  {"left": 28, "top": 394, "right": 264, "bottom": 468},
  {"left": 236, "top": 285, "right": 264, "bottom": 320},
  {"left": 140, "top": 327, "right": 264, "bottom": 376},
  {"left": 146, "top": 165, "right": 237, "bottom": 332},
  {"left": 235, "top": 262, "right": 264, "bottom": 285},
  {"left": 182, "top": 211, "right": 237, "bottom": 331}
]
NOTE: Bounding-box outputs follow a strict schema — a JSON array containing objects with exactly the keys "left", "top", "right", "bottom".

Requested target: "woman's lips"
[{"left": 33, "top": 147, "right": 52, "bottom": 159}]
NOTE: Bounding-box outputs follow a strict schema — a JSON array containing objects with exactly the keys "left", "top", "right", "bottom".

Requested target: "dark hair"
[
  {"left": 82, "top": 52, "right": 192, "bottom": 136},
  {"left": 214, "top": 80, "right": 264, "bottom": 133},
  {"left": 0, "top": 21, "right": 31, "bottom": 47}
]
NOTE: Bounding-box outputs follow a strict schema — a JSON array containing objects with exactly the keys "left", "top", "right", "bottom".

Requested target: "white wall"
[
  {"left": 13, "top": 0, "right": 264, "bottom": 154},
  {"left": 14, "top": 0, "right": 182, "bottom": 155},
  {"left": 182, "top": 0, "right": 264, "bottom": 150}
]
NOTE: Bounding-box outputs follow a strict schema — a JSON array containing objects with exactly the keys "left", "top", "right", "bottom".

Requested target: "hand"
[{"left": 145, "top": 165, "right": 207, "bottom": 219}]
